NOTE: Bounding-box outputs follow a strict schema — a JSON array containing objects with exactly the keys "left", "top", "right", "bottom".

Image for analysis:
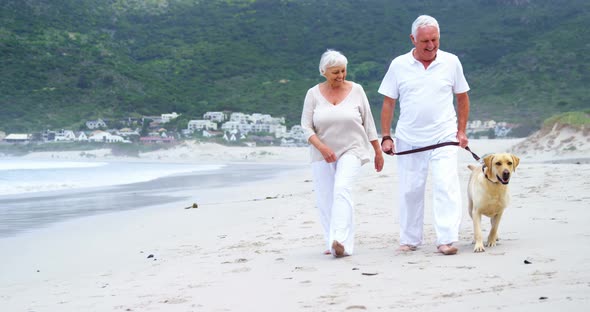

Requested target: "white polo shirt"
[{"left": 378, "top": 49, "right": 470, "bottom": 146}]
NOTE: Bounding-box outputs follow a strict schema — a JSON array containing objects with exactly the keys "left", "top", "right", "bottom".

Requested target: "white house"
[
  {"left": 272, "top": 124, "right": 288, "bottom": 138},
  {"left": 161, "top": 112, "right": 180, "bottom": 123},
  {"left": 250, "top": 113, "right": 273, "bottom": 124},
  {"left": 467, "top": 119, "right": 497, "bottom": 135},
  {"left": 117, "top": 128, "right": 140, "bottom": 138},
  {"left": 86, "top": 118, "right": 107, "bottom": 129},
  {"left": 4, "top": 133, "right": 30, "bottom": 143},
  {"left": 250, "top": 114, "right": 285, "bottom": 125},
  {"left": 188, "top": 120, "right": 217, "bottom": 132},
  {"left": 251, "top": 123, "right": 272, "bottom": 133},
  {"left": 76, "top": 132, "right": 88, "bottom": 142},
  {"left": 88, "top": 131, "right": 129, "bottom": 143},
  {"left": 54, "top": 130, "right": 76, "bottom": 142},
  {"left": 229, "top": 112, "right": 249, "bottom": 123},
  {"left": 225, "top": 121, "right": 253, "bottom": 134},
  {"left": 203, "top": 111, "right": 226, "bottom": 123},
  {"left": 284, "top": 125, "right": 307, "bottom": 143}
]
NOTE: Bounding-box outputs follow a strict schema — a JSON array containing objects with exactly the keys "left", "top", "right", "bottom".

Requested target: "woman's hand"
[
  {"left": 319, "top": 144, "right": 337, "bottom": 163},
  {"left": 370, "top": 139, "right": 385, "bottom": 172},
  {"left": 374, "top": 152, "right": 384, "bottom": 172}
]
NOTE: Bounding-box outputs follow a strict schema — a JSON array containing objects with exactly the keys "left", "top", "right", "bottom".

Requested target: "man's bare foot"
[
  {"left": 331, "top": 240, "right": 346, "bottom": 257},
  {"left": 323, "top": 250, "right": 331, "bottom": 255},
  {"left": 437, "top": 244, "right": 458, "bottom": 255},
  {"left": 397, "top": 245, "right": 417, "bottom": 252}
]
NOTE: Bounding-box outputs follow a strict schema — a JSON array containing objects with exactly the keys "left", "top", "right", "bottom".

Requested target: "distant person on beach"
[
  {"left": 378, "top": 15, "right": 471, "bottom": 255},
  {"left": 301, "top": 49, "right": 384, "bottom": 257}
]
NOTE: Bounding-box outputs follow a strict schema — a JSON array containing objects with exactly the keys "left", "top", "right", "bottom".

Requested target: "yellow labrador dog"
[{"left": 467, "top": 153, "right": 520, "bottom": 252}]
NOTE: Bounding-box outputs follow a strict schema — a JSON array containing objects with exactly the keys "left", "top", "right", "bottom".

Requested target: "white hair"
[
  {"left": 411, "top": 15, "right": 440, "bottom": 39},
  {"left": 318, "top": 49, "right": 348, "bottom": 75}
]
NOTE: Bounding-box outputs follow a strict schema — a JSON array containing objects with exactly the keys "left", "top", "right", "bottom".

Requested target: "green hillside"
[{"left": 1, "top": 0, "right": 589, "bottom": 134}]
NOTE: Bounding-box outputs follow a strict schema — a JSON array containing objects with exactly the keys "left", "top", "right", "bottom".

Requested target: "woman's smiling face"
[{"left": 323, "top": 65, "right": 347, "bottom": 86}]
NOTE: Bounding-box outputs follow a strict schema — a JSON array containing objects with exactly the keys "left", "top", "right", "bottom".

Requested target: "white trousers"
[
  {"left": 311, "top": 154, "right": 362, "bottom": 256},
  {"left": 396, "top": 136, "right": 462, "bottom": 247}
]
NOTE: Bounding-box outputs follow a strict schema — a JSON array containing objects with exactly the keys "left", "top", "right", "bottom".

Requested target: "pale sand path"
[{"left": 1, "top": 139, "right": 589, "bottom": 311}]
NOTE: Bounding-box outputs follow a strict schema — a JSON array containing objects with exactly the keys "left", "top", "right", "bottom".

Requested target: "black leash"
[{"left": 385, "top": 141, "right": 480, "bottom": 161}]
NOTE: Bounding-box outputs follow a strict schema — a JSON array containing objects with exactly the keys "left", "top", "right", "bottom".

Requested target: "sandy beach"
[{"left": 1, "top": 136, "right": 589, "bottom": 311}]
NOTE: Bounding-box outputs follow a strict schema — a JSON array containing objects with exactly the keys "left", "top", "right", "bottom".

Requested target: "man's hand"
[
  {"left": 381, "top": 138, "right": 395, "bottom": 155},
  {"left": 456, "top": 131, "right": 468, "bottom": 148}
]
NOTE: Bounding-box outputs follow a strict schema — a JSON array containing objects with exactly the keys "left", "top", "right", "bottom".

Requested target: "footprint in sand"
[
  {"left": 293, "top": 266, "right": 317, "bottom": 272},
  {"left": 230, "top": 267, "right": 251, "bottom": 273},
  {"left": 346, "top": 305, "right": 367, "bottom": 310},
  {"left": 161, "top": 297, "right": 190, "bottom": 304}
]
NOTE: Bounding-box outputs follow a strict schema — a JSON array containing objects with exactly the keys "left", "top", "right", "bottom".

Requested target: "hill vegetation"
[
  {"left": 543, "top": 110, "right": 590, "bottom": 128},
  {"left": 1, "top": 0, "right": 589, "bottom": 134}
]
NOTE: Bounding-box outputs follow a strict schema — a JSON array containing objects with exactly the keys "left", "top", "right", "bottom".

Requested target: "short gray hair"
[
  {"left": 318, "top": 49, "right": 348, "bottom": 75},
  {"left": 411, "top": 15, "right": 440, "bottom": 39}
]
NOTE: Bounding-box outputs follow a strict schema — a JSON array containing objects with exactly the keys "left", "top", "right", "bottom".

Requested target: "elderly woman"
[{"left": 301, "top": 49, "right": 384, "bottom": 257}]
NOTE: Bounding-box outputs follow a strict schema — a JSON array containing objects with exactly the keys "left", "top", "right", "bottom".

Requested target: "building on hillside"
[
  {"left": 203, "top": 111, "right": 226, "bottom": 123},
  {"left": 187, "top": 120, "right": 217, "bottom": 132},
  {"left": 229, "top": 112, "right": 249, "bottom": 123},
  {"left": 251, "top": 113, "right": 285, "bottom": 125},
  {"left": 88, "top": 131, "right": 129, "bottom": 143},
  {"left": 76, "top": 132, "right": 88, "bottom": 142},
  {"left": 251, "top": 123, "right": 287, "bottom": 137},
  {"left": 86, "top": 118, "right": 107, "bottom": 129},
  {"left": 40, "top": 130, "right": 56, "bottom": 142},
  {"left": 4, "top": 134, "right": 30, "bottom": 144},
  {"left": 54, "top": 130, "right": 76, "bottom": 142},
  {"left": 280, "top": 125, "right": 308, "bottom": 146},
  {"left": 161, "top": 112, "right": 180, "bottom": 123},
  {"left": 221, "top": 121, "right": 252, "bottom": 134},
  {"left": 494, "top": 122, "right": 512, "bottom": 137},
  {"left": 250, "top": 113, "right": 273, "bottom": 124}
]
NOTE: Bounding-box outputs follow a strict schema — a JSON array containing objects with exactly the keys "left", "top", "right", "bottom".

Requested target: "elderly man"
[{"left": 379, "top": 15, "right": 470, "bottom": 255}]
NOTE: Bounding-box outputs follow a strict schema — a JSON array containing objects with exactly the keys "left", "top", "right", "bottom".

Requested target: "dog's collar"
[{"left": 482, "top": 166, "right": 498, "bottom": 184}]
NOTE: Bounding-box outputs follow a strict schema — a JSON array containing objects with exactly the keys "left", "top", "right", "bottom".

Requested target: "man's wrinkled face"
[{"left": 411, "top": 25, "right": 439, "bottom": 62}]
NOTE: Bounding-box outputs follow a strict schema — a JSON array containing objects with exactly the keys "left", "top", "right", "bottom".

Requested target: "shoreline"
[{"left": 0, "top": 161, "right": 305, "bottom": 238}]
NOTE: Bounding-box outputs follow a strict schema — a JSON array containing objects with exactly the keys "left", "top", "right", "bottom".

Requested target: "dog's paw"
[
  {"left": 486, "top": 236, "right": 498, "bottom": 247},
  {"left": 473, "top": 242, "right": 486, "bottom": 253}
]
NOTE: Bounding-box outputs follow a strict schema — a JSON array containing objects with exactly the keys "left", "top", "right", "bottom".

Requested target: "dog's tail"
[{"left": 467, "top": 164, "right": 478, "bottom": 171}]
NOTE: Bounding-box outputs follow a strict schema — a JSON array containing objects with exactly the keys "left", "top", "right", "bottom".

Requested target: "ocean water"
[
  {"left": 0, "top": 158, "right": 225, "bottom": 237},
  {"left": 0, "top": 158, "right": 223, "bottom": 196},
  {"left": 0, "top": 158, "right": 294, "bottom": 238}
]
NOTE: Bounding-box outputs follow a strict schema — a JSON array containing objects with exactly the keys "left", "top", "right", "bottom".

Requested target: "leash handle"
[
  {"left": 463, "top": 146, "right": 480, "bottom": 161},
  {"left": 386, "top": 141, "right": 480, "bottom": 161}
]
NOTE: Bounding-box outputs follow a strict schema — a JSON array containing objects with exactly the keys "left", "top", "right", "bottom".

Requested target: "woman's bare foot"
[
  {"left": 331, "top": 240, "right": 346, "bottom": 257},
  {"left": 397, "top": 245, "right": 417, "bottom": 252},
  {"left": 437, "top": 244, "right": 458, "bottom": 255}
]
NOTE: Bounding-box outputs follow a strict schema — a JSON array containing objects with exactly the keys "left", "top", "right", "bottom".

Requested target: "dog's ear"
[
  {"left": 483, "top": 154, "right": 494, "bottom": 177},
  {"left": 511, "top": 154, "right": 520, "bottom": 171}
]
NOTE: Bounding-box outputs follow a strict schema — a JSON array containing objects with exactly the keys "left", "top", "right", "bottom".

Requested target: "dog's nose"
[{"left": 502, "top": 170, "right": 510, "bottom": 180}]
